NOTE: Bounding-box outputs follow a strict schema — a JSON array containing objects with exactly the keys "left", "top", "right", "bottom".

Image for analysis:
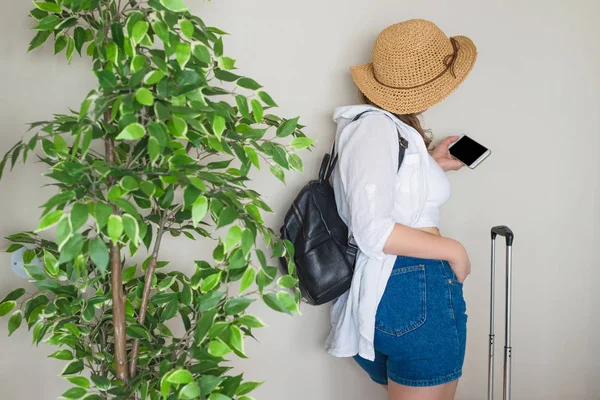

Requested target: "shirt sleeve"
[{"left": 337, "top": 115, "right": 399, "bottom": 260}]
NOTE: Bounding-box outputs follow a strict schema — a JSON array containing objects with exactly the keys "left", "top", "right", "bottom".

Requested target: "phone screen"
[{"left": 449, "top": 135, "right": 489, "bottom": 166}]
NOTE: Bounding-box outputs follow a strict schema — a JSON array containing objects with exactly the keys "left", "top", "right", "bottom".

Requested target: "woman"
[{"left": 325, "top": 20, "right": 477, "bottom": 400}]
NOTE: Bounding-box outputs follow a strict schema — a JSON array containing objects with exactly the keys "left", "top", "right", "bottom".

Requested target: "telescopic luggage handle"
[{"left": 488, "top": 225, "right": 514, "bottom": 400}]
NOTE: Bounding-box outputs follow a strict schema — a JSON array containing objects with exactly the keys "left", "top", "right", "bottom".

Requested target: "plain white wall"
[{"left": 1, "top": 0, "right": 599, "bottom": 399}]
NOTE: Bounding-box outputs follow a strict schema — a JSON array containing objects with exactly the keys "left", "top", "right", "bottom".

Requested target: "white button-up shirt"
[{"left": 325, "top": 104, "right": 450, "bottom": 361}]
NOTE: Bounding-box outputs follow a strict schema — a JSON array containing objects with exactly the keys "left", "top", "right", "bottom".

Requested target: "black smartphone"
[{"left": 448, "top": 135, "right": 491, "bottom": 169}]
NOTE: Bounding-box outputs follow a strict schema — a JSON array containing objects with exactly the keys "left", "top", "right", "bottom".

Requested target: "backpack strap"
[{"left": 324, "top": 110, "right": 408, "bottom": 181}]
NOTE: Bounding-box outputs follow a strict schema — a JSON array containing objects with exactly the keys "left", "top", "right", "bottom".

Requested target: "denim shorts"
[{"left": 354, "top": 256, "right": 467, "bottom": 387}]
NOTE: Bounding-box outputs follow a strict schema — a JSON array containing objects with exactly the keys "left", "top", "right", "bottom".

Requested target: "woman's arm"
[{"left": 383, "top": 223, "right": 471, "bottom": 282}]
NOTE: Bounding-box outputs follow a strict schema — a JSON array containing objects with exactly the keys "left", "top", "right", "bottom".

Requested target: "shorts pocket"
[
  {"left": 447, "top": 279, "right": 467, "bottom": 320},
  {"left": 375, "top": 264, "right": 426, "bottom": 337}
]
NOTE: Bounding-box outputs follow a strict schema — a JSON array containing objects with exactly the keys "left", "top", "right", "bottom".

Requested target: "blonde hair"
[{"left": 359, "top": 91, "right": 433, "bottom": 149}]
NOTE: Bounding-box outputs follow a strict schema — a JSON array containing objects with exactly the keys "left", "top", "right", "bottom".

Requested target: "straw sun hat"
[{"left": 351, "top": 19, "right": 477, "bottom": 114}]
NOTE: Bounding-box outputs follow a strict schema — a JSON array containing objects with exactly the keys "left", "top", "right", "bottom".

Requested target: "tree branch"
[{"left": 129, "top": 212, "right": 167, "bottom": 377}]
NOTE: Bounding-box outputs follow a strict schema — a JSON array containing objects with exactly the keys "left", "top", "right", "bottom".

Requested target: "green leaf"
[
  {"left": 66, "top": 376, "right": 90, "bottom": 389},
  {"left": 250, "top": 99, "right": 263, "bottom": 123},
  {"left": 291, "top": 137, "right": 316, "bottom": 150},
  {"left": 8, "top": 311, "right": 23, "bottom": 336},
  {"left": 127, "top": 323, "right": 151, "bottom": 340},
  {"left": 65, "top": 36, "right": 75, "bottom": 62},
  {"left": 95, "top": 70, "right": 117, "bottom": 89},
  {"left": 107, "top": 215, "right": 123, "bottom": 244},
  {"left": 34, "top": 2, "right": 62, "bottom": 13},
  {"left": 236, "top": 381, "right": 263, "bottom": 396},
  {"left": 269, "top": 164, "right": 285, "bottom": 183},
  {"left": 176, "top": 42, "right": 191, "bottom": 69},
  {"left": 61, "top": 360, "right": 83, "bottom": 376},
  {"left": 168, "top": 117, "right": 188, "bottom": 138},
  {"left": 160, "top": 0, "right": 189, "bottom": 12},
  {"left": 277, "top": 291, "right": 300, "bottom": 314},
  {"left": 148, "top": 137, "right": 160, "bottom": 163},
  {"left": 132, "top": 21, "right": 149, "bottom": 45},
  {"left": 194, "top": 309, "right": 217, "bottom": 344},
  {"left": 24, "top": 264, "right": 46, "bottom": 280},
  {"left": 200, "top": 272, "right": 221, "bottom": 293},
  {"left": 54, "top": 35, "right": 68, "bottom": 54},
  {"left": 208, "top": 339, "right": 231, "bottom": 357},
  {"left": 152, "top": 20, "right": 170, "bottom": 43},
  {"left": 237, "top": 78, "right": 262, "bottom": 90},
  {"left": 82, "top": 395, "right": 102, "bottom": 400},
  {"left": 179, "top": 19, "right": 194, "bottom": 39},
  {"left": 214, "top": 37, "right": 223, "bottom": 57},
  {"left": 191, "top": 43, "right": 210, "bottom": 64},
  {"left": 166, "top": 369, "right": 193, "bottom": 384},
  {"left": 61, "top": 387, "right": 87, "bottom": 399},
  {"left": 160, "top": 379, "right": 171, "bottom": 400},
  {"left": 198, "top": 375, "right": 223, "bottom": 396},
  {"left": 239, "top": 267, "right": 255, "bottom": 294},
  {"left": 28, "top": 30, "right": 51, "bottom": 51},
  {"left": 122, "top": 265, "right": 136, "bottom": 282},
  {"left": 288, "top": 153, "right": 303, "bottom": 172},
  {"left": 58, "top": 234, "right": 84, "bottom": 264},
  {"left": 228, "top": 325, "right": 244, "bottom": 354},
  {"left": 131, "top": 54, "right": 147, "bottom": 73},
  {"left": 224, "top": 297, "right": 253, "bottom": 315},
  {"left": 93, "top": 202, "right": 113, "bottom": 230},
  {"left": 209, "top": 395, "right": 231, "bottom": 400},
  {"left": 224, "top": 225, "right": 242, "bottom": 251},
  {"left": 276, "top": 117, "right": 299, "bottom": 137},
  {"left": 105, "top": 42, "right": 118, "bottom": 64},
  {"left": 90, "top": 374, "right": 111, "bottom": 390},
  {"left": 179, "top": 382, "right": 201, "bottom": 400},
  {"left": 0, "top": 301, "right": 16, "bottom": 317},
  {"left": 1, "top": 288, "right": 25, "bottom": 305},
  {"left": 122, "top": 214, "right": 140, "bottom": 246},
  {"left": 217, "top": 207, "right": 238, "bottom": 229},
  {"left": 116, "top": 123, "right": 146, "bottom": 141},
  {"left": 192, "top": 196, "right": 208, "bottom": 227},
  {"left": 144, "top": 70, "right": 166, "bottom": 85},
  {"left": 262, "top": 293, "right": 290, "bottom": 314},
  {"left": 49, "top": 349, "right": 73, "bottom": 361},
  {"left": 54, "top": 134, "right": 68, "bottom": 154},
  {"left": 74, "top": 27, "right": 85, "bottom": 55},
  {"left": 70, "top": 202, "right": 89, "bottom": 231},
  {"left": 89, "top": 238, "right": 108, "bottom": 275},
  {"left": 34, "top": 15, "right": 60, "bottom": 31},
  {"left": 277, "top": 275, "right": 298, "bottom": 289},
  {"left": 243, "top": 146, "right": 260, "bottom": 169},
  {"left": 36, "top": 210, "right": 63, "bottom": 232},
  {"left": 238, "top": 314, "right": 265, "bottom": 328},
  {"left": 258, "top": 91, "right": 278, "bottom": 107},
  {"left": 135, "top": 88, "right": 154, "bottom": 106},
  {"left": 162, "top": 298, "right": 179, "bottom": 320},
  {"left": 212, "top": 114, "right": 225, "bottom": 139}
]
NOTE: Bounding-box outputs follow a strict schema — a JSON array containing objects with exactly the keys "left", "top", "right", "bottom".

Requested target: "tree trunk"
[
  {"left": 110, "top": 242, "right": 129, "bottom": 382},
  {"left": 104, "top": 111, "right": 129, "bottom": 383}
]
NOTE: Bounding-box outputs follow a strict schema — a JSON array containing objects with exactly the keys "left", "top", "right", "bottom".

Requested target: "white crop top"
[
  {"left": 326, "top": 104, "right": 452, "bottom": 361},
  {"left": 413, "top": 153, "right": 452, "bottom": 228}
]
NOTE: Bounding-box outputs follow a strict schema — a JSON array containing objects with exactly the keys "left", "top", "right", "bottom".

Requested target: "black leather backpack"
[{"left": 279, "top": 111, "right": 407, "bottom": 305}]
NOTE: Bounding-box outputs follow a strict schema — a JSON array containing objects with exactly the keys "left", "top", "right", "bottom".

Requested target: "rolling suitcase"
[{"left": 488, "top": 225, "right": 515, "bottom": 400}]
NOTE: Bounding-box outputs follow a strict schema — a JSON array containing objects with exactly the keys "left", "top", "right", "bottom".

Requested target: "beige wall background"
[{"left": 1, "top": 0, "right": 599, "bottom": 399}]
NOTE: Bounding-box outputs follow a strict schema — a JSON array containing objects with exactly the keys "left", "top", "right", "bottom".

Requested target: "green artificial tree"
[{"left": 0, "top": 0, "right": 312, "bottom": 399}]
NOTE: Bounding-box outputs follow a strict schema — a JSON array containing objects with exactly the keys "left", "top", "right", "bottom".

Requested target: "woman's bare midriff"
[{"left": 417, "top": 227, "right": 441, "bottom": 236}]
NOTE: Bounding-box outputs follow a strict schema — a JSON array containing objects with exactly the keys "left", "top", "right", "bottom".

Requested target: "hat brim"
[{"left": 350, "top": 35, "right": 477, "bottom": 114}]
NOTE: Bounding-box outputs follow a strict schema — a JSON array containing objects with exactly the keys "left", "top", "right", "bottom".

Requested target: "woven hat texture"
[{"left": 351, "top": 19, "right": 477, "bottom": 114}]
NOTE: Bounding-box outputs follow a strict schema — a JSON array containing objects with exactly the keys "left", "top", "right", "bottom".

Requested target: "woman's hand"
[
  {"left": 431, "top": 136, "right": 464, "bottom": 172},
  {"left": 448, "top": 240, "right": 471, "bottom": 283}
]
